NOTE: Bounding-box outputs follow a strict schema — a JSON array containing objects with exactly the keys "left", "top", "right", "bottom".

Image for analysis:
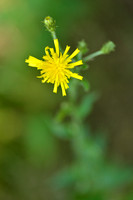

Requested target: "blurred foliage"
[
  {"left": 24, "top": 114, "right": 58, "bottom": 166},
  {"left": 50, "top": 85, "right": 133, "bottom": 200},
  {"left": 0, "top": 0, "right": 133, "bottom": 200}
]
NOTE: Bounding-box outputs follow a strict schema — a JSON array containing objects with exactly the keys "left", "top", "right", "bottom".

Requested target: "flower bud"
[
  {"left": 101, "top": 41, "right": 115, "bottom": 54},
  {"left": 44, "top": 16, "right": 56, "bottom": 32},
  {"left": 78, "top": 40, "right": 89, "bottom": 55}
]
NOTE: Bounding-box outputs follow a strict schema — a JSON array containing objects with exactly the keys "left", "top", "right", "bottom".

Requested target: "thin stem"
[
  {"left": 51, "top": 31, "right": 63, "bottom": 53},
  {"left": 83, "top": 50, "right": 103, "bottom": 62},
  {"left": 51, "top": 31, "right": 57, "bottom": 39}
]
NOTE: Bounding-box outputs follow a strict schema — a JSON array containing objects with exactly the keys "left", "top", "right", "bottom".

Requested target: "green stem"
[
  {"left": 51, "top": 31, "right": 57, "bottom": 39},
  {"left": 51, "top": 31, "right": 63, "bottom": 53},
  {"left": 83, "top": 50, "right": 103, "bottom": 62}
]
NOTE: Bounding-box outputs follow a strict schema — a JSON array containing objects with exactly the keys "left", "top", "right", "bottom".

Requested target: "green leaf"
[
  {"left": 51, "top": 121, "right": 72, "bottom": 139},
  {"left": 51, "top": 166, "right": 78, "bottom": 189},
  {"left": 95, "top": 164, "right": 133, "bottom": 191},
  {"left": 77, "top": 92, "right": 99, "bottom": 120},
  {"left": 81, "top": 79, "right": 90, "bottom": 92}
]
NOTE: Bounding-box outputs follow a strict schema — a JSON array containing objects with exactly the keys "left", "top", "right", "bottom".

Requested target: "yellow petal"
[
  {"left": 67, "top": 60, "right": 83, "bottom": 68},
  {"left": 68, "top": 48, "right": 80, "bottom": 59},
  {"left": 45, "top": 46, "right": 51, "bottom": 57},
  {"left": 54, "top": 39, "right": 59, "bottom": 57},
  {"left": 64, "top": 81, "right": 69, "bottom": 89},
  {"left": 50, "top": 48, "right": 55, "bottom": 56},
  {"left": 53, "top": 81, "right": 58, "bottom": 93},
  {"left": 63, "top": 45, "right": 70, "bottom": 56},
  {"left": 25, "top": 56, "right": 44, "bottom": 69},
  {"left": 61, "top": 82, "right": 66, "bottom": 96},
  {"left": 70, "top": 72, "right": 83, "bottom": 80},
  {"left": 42, "top": 76, "right": 49, "bottom": 83},
  {"left": 37, "top": 75, "right": 43, "bottom": 78},
  {"left": 43, "top": 55, "right": 49, "bottom": 60}
]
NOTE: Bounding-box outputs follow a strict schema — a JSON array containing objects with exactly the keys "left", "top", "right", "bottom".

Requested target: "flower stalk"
[{"left": 84, "top": 41, "right": 116, "bottom": 62}]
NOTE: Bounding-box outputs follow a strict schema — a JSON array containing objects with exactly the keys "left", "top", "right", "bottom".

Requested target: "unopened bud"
[
  {"left": 78, "top": 40, "right": 89, "bottom": 55},
  {"left": 101, "top": 41, "right": 115, "bottom": 54},
  {"left": 44, "top": 16, "right": 56, "bottom": 32}
]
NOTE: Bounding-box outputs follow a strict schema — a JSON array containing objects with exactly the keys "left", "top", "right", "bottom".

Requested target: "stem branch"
[{"left": 83, "top": 51, "right": 103, "bottom": 62}]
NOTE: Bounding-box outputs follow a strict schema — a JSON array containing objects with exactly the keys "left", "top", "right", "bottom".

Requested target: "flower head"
[
  {"left": 25, "top": 39, "right": 83, "bottom": 96},
  {"left": 44, "top": 16, "right": 56, "bottom": 32}
]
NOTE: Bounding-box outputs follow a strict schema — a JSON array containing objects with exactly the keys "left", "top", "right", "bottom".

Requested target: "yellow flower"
[{"left": 25, "top": 39, "right": 83, "bottom": 96}]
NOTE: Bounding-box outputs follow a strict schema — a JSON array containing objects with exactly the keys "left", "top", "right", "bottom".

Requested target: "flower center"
[{"left": 54, "top": 59, "right": 65, "bottom": 71}]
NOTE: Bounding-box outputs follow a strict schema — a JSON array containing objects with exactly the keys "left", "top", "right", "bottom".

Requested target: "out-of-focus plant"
[{"left": 25, "top": 16, "right": 133, "bottom": 200}]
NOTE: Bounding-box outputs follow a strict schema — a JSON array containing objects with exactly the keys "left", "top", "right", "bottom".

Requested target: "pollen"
[{"left": 25, "top": 39, "right": 83, "bottom": 96}]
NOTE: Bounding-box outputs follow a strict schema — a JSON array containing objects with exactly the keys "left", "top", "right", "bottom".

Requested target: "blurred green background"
[{"left": 0, "top": 0, "right": 133, "bottom": 199}]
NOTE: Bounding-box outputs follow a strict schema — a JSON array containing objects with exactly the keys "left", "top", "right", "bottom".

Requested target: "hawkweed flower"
[{"left": 25, "top": 39, "right": 83, "bottom": 96}]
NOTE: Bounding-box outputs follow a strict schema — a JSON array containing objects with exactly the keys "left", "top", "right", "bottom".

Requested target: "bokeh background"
[{"left": 0, "top": 0, "right": 133, "bottom": 199}]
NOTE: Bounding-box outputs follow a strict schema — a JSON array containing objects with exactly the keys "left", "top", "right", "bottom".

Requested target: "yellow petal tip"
[{"left": 25, "top": 59, "right": 29, "bottom": 63}]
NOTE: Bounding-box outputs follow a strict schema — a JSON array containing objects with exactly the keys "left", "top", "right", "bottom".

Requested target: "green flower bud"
[
  {"left": 101, "top": 41, "right": 116, "bottom": 54},
  {"left": 78, "top": 40, "right": 89, "bottom": 55},
  {"left": 44, "top": 16, "right": 56, "bottom": 32}
]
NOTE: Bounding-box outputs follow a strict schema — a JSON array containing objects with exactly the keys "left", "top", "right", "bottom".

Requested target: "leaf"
[
  {"left": 51, "top": 121, "right": 72, "bottom": 139},
  {"left": 81, "top": 79, "right": 90, "bottom": 92},
  {"left": 95, "top": 164, "right": 133, "bottom": 191},
  {"left": 51, "top": 166, "right": 78, "bottom": 189},
  {"left": 77, "top": 92, "right": 99, "bottom": 120}
]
